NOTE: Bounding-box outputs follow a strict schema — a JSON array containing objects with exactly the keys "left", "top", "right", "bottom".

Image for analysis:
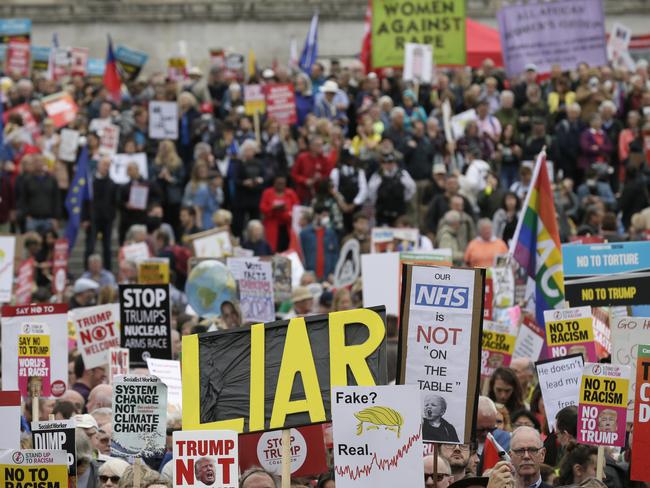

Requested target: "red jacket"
[
  {"left": 290, "top": 150, "right": 333, "bottom": 203},
  {"left": 259, "top": 187, "right": 300, "bottom": 252}
]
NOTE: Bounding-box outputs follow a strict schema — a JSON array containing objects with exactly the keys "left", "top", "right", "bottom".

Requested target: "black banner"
[
  {"left": 119, "top": 284, "right": 172, "bottom": 367},
  {"left": 31, "top": 420, "right": 77, "bottom": 476},
  {"left": 193, "top": 306, "right": 387, "bottom": 433},
  {"left": 564, "top": 272, "right": 650, "bottom": 307}
]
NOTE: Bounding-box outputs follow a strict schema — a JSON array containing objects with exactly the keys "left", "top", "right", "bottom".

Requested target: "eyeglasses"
[
  {"left": 440, "top": 444, "right": 470, "bottom": 452},
  {"left": 511, "top": 447, "right": 542, "bottom": 457},
  {"left": 425, "top": 473, "right": 451, "bottom": 482},
  {"left": 99, "top": 475, "right": 121, "bottom": 483}
]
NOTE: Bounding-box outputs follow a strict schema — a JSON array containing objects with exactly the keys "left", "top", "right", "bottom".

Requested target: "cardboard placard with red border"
[
  {"left": 42, "top": 92, "right": 79, "bottom": 129},
  {"left": 263, "top": 83, "right": 297, "bottom": 125}
]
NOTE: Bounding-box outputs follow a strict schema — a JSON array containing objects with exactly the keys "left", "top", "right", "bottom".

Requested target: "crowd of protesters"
[{"left": 2, "top": 37, "right": 650, "bottom": 488}]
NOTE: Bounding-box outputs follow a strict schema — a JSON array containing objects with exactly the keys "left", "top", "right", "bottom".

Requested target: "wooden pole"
[
  {"left": 433, "top": 443, "right": 439, "bottom": 484},
  {"left": 596, "top": 446, "right": 605, "bottom": 481},
  {"left": 281, "top": 429, "right": 292, "bottom": 488},
  {"left": 32, "top": 396, "right": 39, "bottom": 423},
  {"left": 133, "top": 457, "right": 142, "bottom": 488}
]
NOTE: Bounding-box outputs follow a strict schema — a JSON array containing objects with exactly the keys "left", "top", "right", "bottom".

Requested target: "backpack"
[{"left": 376, "top": 170, "right": 405, "bottom": 224}]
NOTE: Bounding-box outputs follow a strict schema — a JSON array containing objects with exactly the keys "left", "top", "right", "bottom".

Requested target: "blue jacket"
[{"left": 300, "top": 224, "right": 339, "bottom": 280}]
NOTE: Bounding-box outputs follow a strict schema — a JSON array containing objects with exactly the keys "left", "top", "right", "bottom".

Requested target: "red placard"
[
  {"left": 51, "top": 239, "right": 68, "bottom": 295},
  {"left": 568, "top": 235, "right": 605, "bottom": 244},
  {"left": 238, "top": 425, "right": 328, "bottom": 478},
  {"left": 70, "top": 47, "right": 88, "bottom": 77},
  {"left": 632, "top": 345, "right": 650, "bottom": 482},
  {"left": 15, "top": 258, "right": 34, "bottom": 306},
  {"left": 263, "top": 83, "right": 297, "bottom": 125},
  {"left": 42, "top": 92, "right": 79, "bottom": 129},
  {"left": 2, "top": 303, "right": 68, "bottom": 317},
  {"left": 2, "top": 103, "right": 40, "bottom": 142},
  {"left": 5, "top": 39, "right": 31, "bottom": 78}
]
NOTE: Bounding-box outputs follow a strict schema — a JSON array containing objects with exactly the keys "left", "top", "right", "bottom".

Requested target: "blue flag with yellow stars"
[{"left": 64, "top": 146, "right": 91, "bottom": 252}]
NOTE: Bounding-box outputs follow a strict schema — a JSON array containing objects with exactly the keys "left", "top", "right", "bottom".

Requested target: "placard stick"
[
  {"left": 134, "top": 457, "right": 142, "bottom": 488},
  {"left": 596, "top": 446, "right": 605, "bottom": 480},
  {"left": 32, "top": 395, "right": 39, "bottom": 423},
  {"left": 49, "top": 414, "right": 54, "bottom": 420},
  {"left": 433, "top": 443, "right": 438, "bottom": 482},
  {"left": 281, "top": 428, "right": 291, "bottom": 488}
]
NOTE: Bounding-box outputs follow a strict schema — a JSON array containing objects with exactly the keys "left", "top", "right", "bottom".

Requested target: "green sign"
[{"left": 371, "top": 0, "right": 466, "bottom": 68}]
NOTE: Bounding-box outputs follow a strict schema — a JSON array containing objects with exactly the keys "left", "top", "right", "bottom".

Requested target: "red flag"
[
  {"left": 103, "top": 35, "right": 122, "bottom": 104},
  {"left": 482, "top": 433, "right": 505, "bottom": 473},
  {"left": 360, "top": 0, "right": 372, "bottom": 73}
]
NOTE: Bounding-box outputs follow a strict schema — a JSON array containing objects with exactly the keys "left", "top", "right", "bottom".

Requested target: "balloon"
[{"left": 185, "top": 260, "right": 237, "bottom": 318}]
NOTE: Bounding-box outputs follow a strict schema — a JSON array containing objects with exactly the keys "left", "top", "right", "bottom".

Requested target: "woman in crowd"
[{"left": 488, "top": 367, "right": 526, "bottom": 416}]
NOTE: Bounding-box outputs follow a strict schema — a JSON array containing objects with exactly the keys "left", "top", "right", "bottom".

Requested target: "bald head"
[
  {"left": 59, "top": 389, "right": 84, "bottom": 413},
  {"left": 510, "top": 357, "right": 535, "bottom": 391},
  {"left": 87, "top": 384, "right": 112, "bottom": 412}
]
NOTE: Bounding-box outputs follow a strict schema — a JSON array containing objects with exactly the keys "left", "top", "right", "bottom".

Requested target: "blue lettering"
[{"left": 414, "top": 285, "right": 469, "bottom": 308}]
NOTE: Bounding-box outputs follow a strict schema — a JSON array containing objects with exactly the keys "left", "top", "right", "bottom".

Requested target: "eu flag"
[{"left": 64, "top": 146, "right": 92, "bottom": 253}]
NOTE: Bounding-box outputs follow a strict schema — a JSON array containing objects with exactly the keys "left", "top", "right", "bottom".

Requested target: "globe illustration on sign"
[{"left": 185, "top": 260, "right": 238, "bottom": 318}]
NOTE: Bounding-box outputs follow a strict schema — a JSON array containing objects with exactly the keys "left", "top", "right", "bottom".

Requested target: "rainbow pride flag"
[{"left": 509, "top": 150, "right": 565, "bottom": 330}]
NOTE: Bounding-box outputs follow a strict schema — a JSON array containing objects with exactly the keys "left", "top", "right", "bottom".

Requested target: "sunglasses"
[
  {"left": 99, "top": 475, "right": 120, "bottom": 483},
  {"left": 425, "top": 473, "right": 451, "bottom": 482}
]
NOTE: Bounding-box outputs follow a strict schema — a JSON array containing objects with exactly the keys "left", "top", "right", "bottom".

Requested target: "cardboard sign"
[
  {"left": 331, "top": 385, "right": 423, "bottom": 487},
  {"left": 32, "top": 419, "right": 77, "bottom": 477},
  {"left": 167, "top": 56, "right": 188, "bottom": 81},
  {"left": 146, "top": 358, "right": 182, "bottom": 410},
  {"left": 0, "top": 235, "right": 16, "bottom": 302},
  {"left": 271, "top": 255, "right": 292, "bottom": 304},
  {"left": 2, "top": 304, "right": 68, "bottom": 398},
  {"left": 371, "top": 227, "right": 419, "bottom": 253},
  {"left": 403, "top": 43, "right": 433, "bottom": 84},
  {"left": 5, "top": 39, "right": 30, "bottom": 78},
  {"left": 120, "top": 241, "right": 151, "bottom": 264},
  {"left": 87, "top": 58, "right": 105, "bottom": 78},
  {"left": 173, "top": 430, "right": 238, "bottom": 488},
  {"left": 70, "top": 304, "right": 120, "bottom": 369},
  {"left": 31, "top": 45, "right": 49, "bottom": 72},
  {"left": 492, "top": 266, "right": 515, "bottom": 309},
  {"left": 333, "top": 239, "right": 361, "bottom": 289},
  {"left": 399, "top": 265, "right": 483, "bottom": 444},
  {"left": 0, "top": 391, "right": 21, "bottom": 450},
  {"left": 190, "top": 228, "right": 233, "bottom": 258},
  {"left": 497, "top": 0, "right": 606, "bottom": 77},
  {"left": 149, "top": 101, "right": 178, "bottom": 140},
  {"left": 182, "top": 306, "right": 387, "bottom": 432},
  {"left": 481, "top": 321, "right": 515, "bottom": 379},
  {"left": 15, "top": 258, "right": 34, "bottom": 305},
  {"left": 631, "top": 344, "right": 650, "bottom": 482},
  {"left": 138, "top": 258, "right": 170, "bottom": 285},
  {"left": 42, "top": 92, "right": 78, "bottom": 129},
  {"left": 263, "top": 83, "right": 297, "bottom": 125},
  {"left": 244, "top": 84, "right": 266, "bottom": 116},
  {"left": 577, "top": 363, "right": 630, "bottom": 447},
  {"left": 370, "top": 0, "right": 466, "bottom": 67},
  {"left": 110, "top": 152, "right": 148, "bottom": 184},
  {"left": 115, "top": 44, "right": 148, "bottom": 81},
  {"left": 0, "top": 450, "right": 67, "bottom": 487},
  {"left": 544, "top": 307, "right": 597, "bottom": 362},
  {"left": 592, "top": 307, "right": 611, "bottom": 359},
  {"left": 535, "top": 355, "right": 583, "bottom": 432},
  {"left": 119, "top": 284, "right": 172, "bottom": 368},
  {"left": 484, "top": 272, "right": 493, "bottom": 320},
  {"left": 58, "top": 129, "right": 80, "bottom": 162},
  {"left": 18, "top": 324, "right": 51, "bottom": 398},
  {"left": 611, "top": 316, "right": 650, "bottom": 422},
  {"left": 70, "top": 47, "right": 88, "bottom": 77},
  {"left": 128, "top": 184, "right": 149, "bottom": 210},
  {"left": 227, "top": 258, "right": 275, "bottom": 323},
  {"left": 109, "top": 347, "right": 129, "bottom": 382},
  {"left": 238, "top": 425, "right": 328, "bottom": 477},
  {"left": 112, "top": 375, "right": 167, "bottom": 458},
  {"left": 512, "top": 316, "right": 545, "bottom": 361},
  {"left": 99, "top": 123, "right": 120, "bottom": 156},
  {"left": 51, "top": 239, "right": 68, "bottom": 295},
  {"left": 0, "top": 18, "right": 31, "bottom": 44}
]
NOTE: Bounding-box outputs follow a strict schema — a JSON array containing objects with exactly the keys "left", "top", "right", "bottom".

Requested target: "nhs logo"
[{"left": 414, "top": 284, "right": 469, "bottom": 308}]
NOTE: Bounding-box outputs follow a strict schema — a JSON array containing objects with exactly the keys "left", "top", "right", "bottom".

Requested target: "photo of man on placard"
[
  {"left": 422, "top": 394, "right": 459, "bottom": 443},
  {"left": 195, "top": 456, "right": 216, "bottom": 485}
]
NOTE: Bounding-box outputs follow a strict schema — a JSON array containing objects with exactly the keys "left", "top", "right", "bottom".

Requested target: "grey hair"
[
  {"left": 599, "top": 100, "right": 617, "bottom": 113},
  {"left": 478, "top": 395, "right": 498, "bottom": 416},
  {"left": 500, "top": 90, "right": 514, "bottom": 102},
  {"left": 193, "top": 142, "right": 212, "bottom": 160},
  {"left": 238, "top": 139, "right": 259, "bottom": 159},
  {"left": 444, "top": 210, "right": 461, "bottom": 225},
  {"left": 390, "top": 106, "right": 406, "bottom": 119},
  {"left": 125, "top": 224, "right": 147, "bottom": 242}
]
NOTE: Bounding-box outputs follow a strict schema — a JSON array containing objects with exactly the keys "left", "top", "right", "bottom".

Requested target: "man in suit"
[{"left": 509, "top": 426, "right": 552, "bottom": 488}]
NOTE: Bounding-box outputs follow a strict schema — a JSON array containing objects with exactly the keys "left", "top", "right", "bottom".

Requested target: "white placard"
[
  {"left": 611, "top": 316, "right": 650, "bottom": 422},
  {"left": 403, "top": 265, "right": 482, "bottom": 444},
  {"left": 121, "top": 241, "right": 151, "bottom": 263},
  {"left": 173, "top": 430, "right": 238, "bottom": 488},
  {"left": 403, "top": 43, "right": 433, "bottom": 84},
  {"left": 227, "top": 258, "right": 275, "bottom": 323},
  {"left": 146, "top": 358, "right": 182, "bottom": 410},
  {"left": 0, "top": 391, "right": 21, "bottom": 450},
  {"left": 535, "top": 354, "right": 584, "bottom": 432},
  {"left": 58, "top": 129, "right": 80, "bottom": 162},
  {"left": 128, "top": 184, "right": 149, "bottom": 210},
  {"left": 450, "top": 109, "right": 477, "bottom": 140},
  {"left": 334, "top": 239, "right": 361, "bottom": 289},
  {"left": 70, "top": 304, "right": 120, "bottom": 369},
  {"left": 149, "top": 101, "right": 179, "bottom": 140},
  {"left": 99, "top": 123, "right": 120, "bottom": 156},
  {"left": 110, "top": 153, "right": 149, "bottom": 184},
  {"left": 362, "top": 252, "right": 400, "bottom": 316},
  {"left": 331, "top": 385, "right": 423, "bottom": 488},
  {"left": 192, "top": 230, "right": 233, "bottom": 258},
  {"left": 0, "top": 235, "right": 16, "bottom": 302},
  {"left": 512, "top": 319, "right": 545, "bottom": 361}
]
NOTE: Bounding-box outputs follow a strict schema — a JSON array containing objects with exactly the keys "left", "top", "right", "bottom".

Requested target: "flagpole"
[{"left": 507, "top": 147, "right": 547, "bottom": 259}]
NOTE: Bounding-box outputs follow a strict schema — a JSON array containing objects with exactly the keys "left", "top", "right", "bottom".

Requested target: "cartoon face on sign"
[{"left": 354, "top": 406, "right": 403, "bottom": 438}]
